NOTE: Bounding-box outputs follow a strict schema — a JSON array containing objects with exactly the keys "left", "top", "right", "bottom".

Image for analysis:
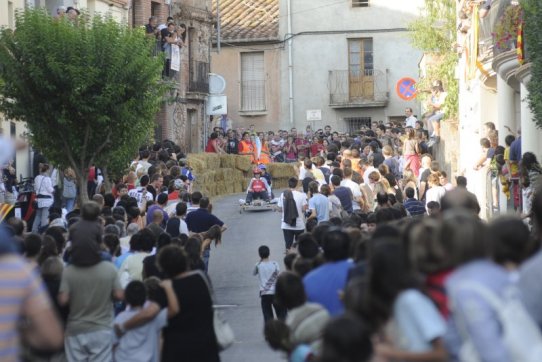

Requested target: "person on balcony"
[
  {"left": 479, "top": 0, "right": 493, "bottom": 18},
  {"left": 145, "top": 16, "right": 159, "bottom": 39},
  {"left": 161, "top": 22, "right": 185, "bottom": 78},
  {"left": 426, "top": 80, "right": 447, "bottom": 147}
]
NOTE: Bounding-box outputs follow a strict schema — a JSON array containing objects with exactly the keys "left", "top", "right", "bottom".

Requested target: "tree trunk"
[
  {"left": 102, "top": 166, "right": 112, "bottom": 193},
  {"left": 75, "top": 168, "right": 90, "bottom": 207}
]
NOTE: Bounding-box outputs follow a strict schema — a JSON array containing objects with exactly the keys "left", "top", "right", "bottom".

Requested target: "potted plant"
[{"left": 492, "top": 4, "right": 523, "bottom": 53}]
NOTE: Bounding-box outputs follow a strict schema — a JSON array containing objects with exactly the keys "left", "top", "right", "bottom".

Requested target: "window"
[
  {"left": 352, "top": 0, "right": 369, "bottom": 7},
  {"left": 240, "top": 52, "right": 266, "bottom": 112},
  {"left": 348, "top": 38, "right": 374, "bottom": 101},
  {"left": 345, "top": 117, "right": 371, "bottom": 134},
  {"left": 8, "top": 1, "right": 14, "bottom": 28}
]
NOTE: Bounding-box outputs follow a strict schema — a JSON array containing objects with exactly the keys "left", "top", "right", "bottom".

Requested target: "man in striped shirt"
[
  {"left": 403, "top": 187, "right": 426, "bottom": 217},
  {"left": 0, "top": 228, "right": 63, "bottom": 361}
]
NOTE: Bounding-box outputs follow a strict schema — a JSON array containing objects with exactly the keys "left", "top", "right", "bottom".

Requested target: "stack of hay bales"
[
  {"left": 187, "top": 154, "right": 298, "bottom": 198},
  {"left": 266, "top": 163, "right": 298, "bottom": 189}
]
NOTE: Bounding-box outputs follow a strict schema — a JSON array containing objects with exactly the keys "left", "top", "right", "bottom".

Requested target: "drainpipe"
[
  {"left": 287, "top": 0, "right": 294, "bottom": 125},
  {"left": 216, "top": 0, "right": 221, "bottom": 53}
]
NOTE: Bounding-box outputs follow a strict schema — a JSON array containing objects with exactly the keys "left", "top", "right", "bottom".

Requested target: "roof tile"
[{"left": 212, "top": 0, "right": 279, "bottom": 42}]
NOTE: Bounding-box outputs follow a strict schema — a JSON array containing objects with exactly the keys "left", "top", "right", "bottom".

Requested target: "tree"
[
  {"left": 522, "top": 0, "right": 542, "bottom": 128},
  {"left": 0, "top": 9, "right": 166, "bottom": 203},
  {"left": 409, "top": 0, "right": 458, "bottom": 120}
]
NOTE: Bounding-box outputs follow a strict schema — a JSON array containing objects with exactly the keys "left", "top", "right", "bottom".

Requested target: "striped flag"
[
  {"left": 517, "top": 22, "right": 524, "bottom": 65},
  {"left": 0, "top": 203, "right": 14, "bottom": 222}
]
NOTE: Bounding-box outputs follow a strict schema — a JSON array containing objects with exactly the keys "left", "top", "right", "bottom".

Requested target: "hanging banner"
[
  {"left": 170, "top": 44, "right": 181, "bottom": 72},
  {"left": 467, "top": 6, "right": 479, "bottom": 80}
]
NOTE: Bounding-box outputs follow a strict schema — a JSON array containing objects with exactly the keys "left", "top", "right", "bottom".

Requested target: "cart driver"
[{"left": 245, "top": 168, "right": 271, "bottom": 204}]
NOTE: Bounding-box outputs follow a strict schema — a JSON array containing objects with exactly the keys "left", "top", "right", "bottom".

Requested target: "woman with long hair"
[
  {"left": 204, "top": 132, "right": 225, "bottom": 154},
  {"left": 403, "top": 128, "right": 421, "bottom": 177},
  {"left": 257, "top": 132, "right": 272, "bottom": 164},
  {"left": 284, "top": 136, "right": 298, "bottom": 163},
  {"left": 197, "top": 224, "right": 222, "bottom": 272},
  {"left": 401, "top": 169, "right": 419, "bottom": 200}
]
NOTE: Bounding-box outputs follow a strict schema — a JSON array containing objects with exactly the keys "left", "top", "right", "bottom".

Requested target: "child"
[
  {"left": 113, "top": 280, "right": 178, "bottom": 362},
  {"left": 253, "top": 245, "right": 287, "bottom": 322}
]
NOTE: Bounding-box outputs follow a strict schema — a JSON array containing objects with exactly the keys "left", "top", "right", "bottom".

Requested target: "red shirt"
[
  {"left": 310, "top": 143, "right": 324, "bottom": 157},
  {"left": 295, "top": 138, "right": 309, "bottom": 158},
  {"left": 251, "top": 179, "right": 266, "bottom": 192}
]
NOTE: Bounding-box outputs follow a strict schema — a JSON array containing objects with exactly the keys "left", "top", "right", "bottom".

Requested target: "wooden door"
[{"left": 348, "top": 38, "right": 374, "bottom": 101}]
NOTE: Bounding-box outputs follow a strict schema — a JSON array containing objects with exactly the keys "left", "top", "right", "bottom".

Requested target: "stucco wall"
[
  {"left": 278, "top": 0, "right": 424, "bottom": 131},
  {"left": 0, "top": 0, "right": 25, "bottom": 28},
  {"left": 211, "top": 45, "right": 281, "bottom": 131}
]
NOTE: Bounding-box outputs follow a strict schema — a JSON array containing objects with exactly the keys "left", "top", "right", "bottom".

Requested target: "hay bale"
[
  {"left": 267, "top": 163, "right": 297, "bottom": 179},
  {"left": 272, "top": 178, "right": 291, "bottom": 189},
  {"left": 235, "top": 155, "right": 252, "bottom": 172},
  {"left": 187, "top": 157, "right": 205, "bottom": 174},
  {"left": 220, "top": 154, "right": 237, "bottom": 169}
]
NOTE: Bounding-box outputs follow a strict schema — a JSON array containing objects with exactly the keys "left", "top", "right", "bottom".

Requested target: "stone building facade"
[{"left": 132, "top": 0, "right": 213, "bottom": 153}]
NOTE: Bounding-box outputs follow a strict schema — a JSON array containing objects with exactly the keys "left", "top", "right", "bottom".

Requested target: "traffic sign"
[{"left": 396, "top": 77, "right": 417, "bottom": 101}]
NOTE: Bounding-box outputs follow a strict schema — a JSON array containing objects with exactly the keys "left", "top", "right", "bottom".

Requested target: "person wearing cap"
[{"left": 245, "top": 169, "right": 271, "bottom": 204}]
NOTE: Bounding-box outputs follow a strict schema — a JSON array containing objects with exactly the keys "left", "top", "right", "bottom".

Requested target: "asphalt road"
[{"left": 208, "top": 192, "right": 287, "bottom": 362}]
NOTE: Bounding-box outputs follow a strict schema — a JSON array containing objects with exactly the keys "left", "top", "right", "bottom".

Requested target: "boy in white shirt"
[
  {"left": 253, "top": 245, "right": 286, "bottom": 322},
  {"left": 113, "top": 280, "right": 178, "bottom": 362}
]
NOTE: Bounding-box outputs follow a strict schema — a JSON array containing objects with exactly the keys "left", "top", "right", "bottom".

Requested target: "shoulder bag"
[{"left": 194, "top": 270, "right": 235, "bottom": 351}]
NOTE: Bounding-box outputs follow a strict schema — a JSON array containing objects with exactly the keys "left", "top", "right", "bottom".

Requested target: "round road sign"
[{"left": 396, "top": 77, "right": 417, "bottom": 101}]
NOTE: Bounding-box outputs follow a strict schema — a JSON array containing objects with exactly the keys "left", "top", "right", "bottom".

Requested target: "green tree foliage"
[
  {"left": 409, "top": 0, "right": 458, "bottom": 120},
  {"left": 0, "top": 9, "right": 165, "bottom": 202},
  {"left": 522, "top": 0, "right": 542, "bottom": 128}
]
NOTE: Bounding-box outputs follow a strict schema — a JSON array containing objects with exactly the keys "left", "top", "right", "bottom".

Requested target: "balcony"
[
  {"left": 328, "top": 69, "right": 388, "bottom": 108},
  {"left": 189, "top": 61, "right": 210, "bottom": 93}
]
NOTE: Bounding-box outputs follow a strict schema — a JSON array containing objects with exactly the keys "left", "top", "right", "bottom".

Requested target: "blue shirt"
[
  {"left": 303, "top": 260, "right": 353, "bottom": 316},
  {"left": 145, "top": 204, "right": 169, "bottom": 227},
  {"left": 445, "top": 260, "right": 513, "bottom": 362},
  {"left": 308, "top": 193, "right": 329, "bottom": 222},
  {"left": 115, "top": 251, "right": 133, "bottom": 269},
  {"left": 509, "top": 137, "right": 522, "bottom": 162},
  {"left": 185, "top": 208, "right": 224, "bottom": 233},
  {"left": 333, "top": 187, "right": 353, "bottom": 214},
  {"left": 393, "top": 289, "right": 446, "bottom": 352}
]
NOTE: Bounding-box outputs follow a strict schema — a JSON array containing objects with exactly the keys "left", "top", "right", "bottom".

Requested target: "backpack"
[{"left": 452, "top": 282, "right": 542, "bottom": 362}]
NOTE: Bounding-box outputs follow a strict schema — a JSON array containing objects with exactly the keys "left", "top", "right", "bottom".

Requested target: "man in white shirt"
[
  {"left": 405, "top": 108, "right": 418, "bottom": 128},
  {"left": 277, "top": 177, "right": 307, "bottom": 252},
  {"left": 362, "top": 157, "right": 379, "bottom": 186},
  {"left": 425, "top": 174, "right": 446, "bottom": 213},
  {"left": 340, "top": 167, "right": 363, "bottom": 211},
  {"left": 127, "top": 175, "right": 153, "bottom": 209}
]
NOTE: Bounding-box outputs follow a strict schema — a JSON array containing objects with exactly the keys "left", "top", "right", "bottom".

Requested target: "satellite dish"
[{"left": 209, "top": 73, "right": 226, "bottom": 94}]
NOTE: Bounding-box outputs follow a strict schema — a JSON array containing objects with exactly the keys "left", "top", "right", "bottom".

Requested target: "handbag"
[{"left": 194, "top": 270, "right": 235, "bottom": 351}]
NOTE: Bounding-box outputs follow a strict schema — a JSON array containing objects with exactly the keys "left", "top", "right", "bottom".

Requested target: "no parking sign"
[{"left": 396, "top": 77, "right": 417, "bottom": 101}]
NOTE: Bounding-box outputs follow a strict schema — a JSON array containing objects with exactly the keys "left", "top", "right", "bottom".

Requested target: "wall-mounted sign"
[{"left": 306, "top": 109, "right": 322, "bottom": 121}]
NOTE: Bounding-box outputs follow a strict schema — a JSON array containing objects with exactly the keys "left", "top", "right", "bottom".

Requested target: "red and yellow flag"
[
  {"left": 517, "top": 22, "right": 525, "bottom": 65},
  {"left": 0, "top": 203, "right": 14, "bottom": 222}
]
